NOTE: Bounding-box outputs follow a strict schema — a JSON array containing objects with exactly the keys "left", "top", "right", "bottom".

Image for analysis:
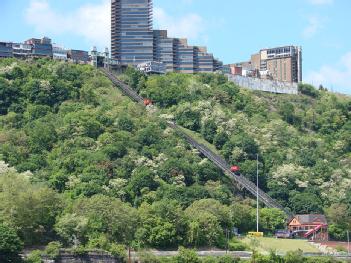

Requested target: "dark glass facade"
[
  {"left": 174, "top": 39, "right": 194, "bottom": 73},
  {"left": 111, "top": 0, "right": 153, "bottom": 65},
  {"left": 194, "top": 47, "right": 214, "bottom": 73},
  {"left": 111, "top": 0, "right": 222, "bottom": 72},
  {"left": 0, "top": 42, "right": 13, "bottom": 58},
  {"left": 153, "top": 30, "right": 174, "bottom": 72},
  {"left": 32, "top": 44, "right": 53, "bottom": 57}
]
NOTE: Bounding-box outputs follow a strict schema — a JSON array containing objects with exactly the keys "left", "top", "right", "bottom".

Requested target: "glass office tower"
[
  {"left": 111, "top": 0, "right": 154, "bottom": 65},
  {"left": 153, "top": 30, "right": 175, "bottom": 72},
  {"left": 111, "top": 0, "right": 222, "bottom": 72}
]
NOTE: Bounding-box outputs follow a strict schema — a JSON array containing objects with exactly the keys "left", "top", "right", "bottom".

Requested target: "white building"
[
  {"left": 52, "top": 44, "right": 68, "bottom": 61},
  {"left": 137, "top": 61, "right": 166, "bottom": 74}
]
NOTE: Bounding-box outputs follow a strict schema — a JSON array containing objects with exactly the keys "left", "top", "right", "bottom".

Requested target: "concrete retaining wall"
[{"left": 228, "top": 75, "right": 298, "bottom": 95}]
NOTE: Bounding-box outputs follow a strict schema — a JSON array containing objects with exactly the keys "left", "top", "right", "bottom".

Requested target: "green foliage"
[
  {"left": 109, "top": 244, "right": 127, "bottom": 260},
  {"left": 55, "top": 195, "right": 138, "bottom": 246},
  {"left": 228, "top": 238, "right": 248, "bottom": 251},
  {"left": 217, "top": 256, "right": 241, "bottom": 263},
  {"left": 230, "top": 203, "right": 255, "bottom": 233},
  {"left": 185, "top": 199, "right": 232, "bottom": 247},
  {"left": 259, "top": 208, "right": 287, "bottom": 234},
  {"left": 43, "top": 241, "right": 62, "bottom": 260},
  {"left": 284, "top": 250, "right": 305, "bottom": 263},
  {"left": 0, "top": 168, "right": 62, "bottom": 245},
  {"left": 175, "top": 247, "right": 201, "bottom": 263},
  {"left": 288, "top": 192, "right": 323, "bottom": 214},
  {"left": 138, "top": 251, "right": 162, "bottom": 263},
  {"left": 0, "top": 223, "right": 23, "bottom": 261},
  {"left": 1, "top": 59, "right": 351, "bottom": 251},
  {"left": 136, "top": 199, "right": 186, "bottom": 248},
  {"left": 26, "top": 250, "right": 43, "bottom": 263},
  {"left": 298, "top": 83, "right": 319, "bottom": 97}
]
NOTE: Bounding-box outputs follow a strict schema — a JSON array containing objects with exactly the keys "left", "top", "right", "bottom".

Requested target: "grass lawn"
[{"left": 242, "top": 237, "right": 320, "bottom": 254}]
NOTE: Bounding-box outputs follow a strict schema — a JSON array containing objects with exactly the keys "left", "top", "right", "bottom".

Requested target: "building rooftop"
[{"left": 290, "top": 214, "right": 328, "bottom": 225}]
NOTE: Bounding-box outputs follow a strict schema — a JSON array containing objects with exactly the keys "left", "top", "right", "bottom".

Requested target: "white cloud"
[
  {"left": 25, "top": 1, "right": 207, "bottom": 48},
  {"left": 154, "top": 7, "right": 206, "bottom": 43},
  {"left": 302, "top": 15, "right": 323, "bottom": 38},
  {"left": 308, "top": 0, "right": 334, "bottom": 5},
  {"left": 306, "top": 52, "right": 351, "bottom": 94},
  {"left": 25, "top": 0, "right": 110, "bottom": 48}
]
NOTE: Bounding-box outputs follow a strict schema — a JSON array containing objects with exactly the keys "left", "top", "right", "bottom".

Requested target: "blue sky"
[{"left": 1, "top": 0, "right": 351, "bottom": 94}]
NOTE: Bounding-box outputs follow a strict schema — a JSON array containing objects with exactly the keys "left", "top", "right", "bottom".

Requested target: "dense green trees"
[
  {"left": 0, "top": 164, "right": 62, "bottom": 245},
  {"left": 0, "top": 223, "right": 23, "bottom": 263},
  {"left": 136, "top": 200, "right": 186, "bottom": 248},
  {"left": 55, "top": 195, "right": 138, "bottom": 246}
]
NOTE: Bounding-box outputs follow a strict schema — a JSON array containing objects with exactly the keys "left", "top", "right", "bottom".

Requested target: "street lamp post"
[
  {"left": 256, "top": 154, "right": 259, "bottom": 233},
  {"left": 347, "top": 230, "right": 350, "bottom": 256}
]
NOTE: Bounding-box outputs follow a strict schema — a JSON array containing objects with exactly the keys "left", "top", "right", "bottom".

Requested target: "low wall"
[
  {"left": 228, "top": 75, "right": 298, "bottom": 95},
  {"left": 42, "top": 251, "right": 123, "bottom": 263}
]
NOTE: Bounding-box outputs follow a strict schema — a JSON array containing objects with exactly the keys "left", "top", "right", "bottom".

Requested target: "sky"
[{"left": 0, "top": 0, "right": 351, "bottom": 94}]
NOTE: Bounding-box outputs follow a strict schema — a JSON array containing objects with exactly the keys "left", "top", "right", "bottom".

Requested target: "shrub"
[
  {"left": 71, "top": 245, "right": 88, "bottom": 256},
  {"left": 26, "top": 250, "right": 42, "bottom": 263},
  {"left": 227, "top": 238, "right": 248, "bottom": 251},
  {"left": 298, "top": 83, "right": 319, "bottom": 98},
  {"left": 138, "top": 251, "right": 161, "bottom": 263},
  {"left": 109, "top": 244, "right": 127, "bottom": 261},
  {"left": 175, "top": 247, "right": 201, "bottom": 263},
  {"left": 217, "top": 255, "right": 241, "bottom": 263},
  {"left": 44, "top": 241, "right": 62, "bottom": 259},
  {"left": 0, "top": 223, "right": 23, "bottom": 262},
  {"left": 335, "top": 245, "right": 347, "bottom": 253},
  {"left": 87, "top": 235, "right": 110, "bottom": 251}
]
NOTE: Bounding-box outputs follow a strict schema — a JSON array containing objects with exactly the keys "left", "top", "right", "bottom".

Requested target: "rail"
[
  {"left": 101, "top": 68, "right": 144, "bottom": 104},
  {"left": 101, "top": 68, "right": 293, "bottom": 217}
]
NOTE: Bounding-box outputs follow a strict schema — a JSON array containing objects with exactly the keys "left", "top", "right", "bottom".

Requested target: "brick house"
[{"left": 288, "top": 214, "right": 328, "bottom": 241}]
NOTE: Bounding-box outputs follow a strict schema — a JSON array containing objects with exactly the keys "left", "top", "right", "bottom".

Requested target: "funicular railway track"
[{"left": 101, "top": 68, "right": 293, "bottom": 217}]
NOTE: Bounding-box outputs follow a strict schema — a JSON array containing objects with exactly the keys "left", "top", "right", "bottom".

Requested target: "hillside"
[
  {"left": 0, "top": 59, "right": 350, "bottom": 260},
  {"left": 121, "top": 67, "right": 351, "bottom": 238}
]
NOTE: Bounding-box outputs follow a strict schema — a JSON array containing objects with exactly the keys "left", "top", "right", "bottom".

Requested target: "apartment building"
[
  {"left": 12, "top": 43, "right": 32, "bottom": 58},
  {"left": 53, "top": 45, "right": 68, "bottom": 61},
  {"left": 0, "top": 42, "right": 13, "bottom": 58},
  {"left": 195, "top": 47, "right": 214, "bottom": 73},
  {"left": 260, "top": 46, "right": 302, "bottom": 83},
  {"left": 153, "top": 30, "right": 175, "bottom": 72},
  {"left": 174, "top": 39, "right": 195, "bottom": 73},
  {"left": 111, "top": 0, "right": 222, "bottom": 73},
  {"left": 230, "top": 46, "right": 302, "bottom": 83},
  {"left": 67, "top": 50, "right": 89, "bottom": 63},
  {"left": 25, "top": 37, "right": 53, "bottom": 58}
]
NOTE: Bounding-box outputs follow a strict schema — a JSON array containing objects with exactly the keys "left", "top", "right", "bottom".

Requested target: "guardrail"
[{"left": 100, "top": 69, "right": 293, "bottom": 217}]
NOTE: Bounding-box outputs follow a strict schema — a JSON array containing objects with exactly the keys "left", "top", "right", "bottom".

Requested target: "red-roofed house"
[{"left": 288, "top": 214, "right": 328, "bottom": 241}]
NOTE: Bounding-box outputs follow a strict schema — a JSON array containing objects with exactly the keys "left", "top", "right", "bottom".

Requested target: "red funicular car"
[
  {"left": 230, "top": 165, "right": 240, "bottom": 173},
  {"left": 143, "top": 99, "right": 152, "bottom": 106}
]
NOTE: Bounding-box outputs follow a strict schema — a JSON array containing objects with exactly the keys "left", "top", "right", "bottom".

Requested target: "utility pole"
[
  {"left": 256, "top": 154, "right": 259, "bottom": 233},
  {"left": 347, "top": 230, "right": 350, "bottom": 256}
]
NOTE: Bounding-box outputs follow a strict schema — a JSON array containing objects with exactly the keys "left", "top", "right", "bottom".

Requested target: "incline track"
[{"left": 101, "top": 68, "right": 293, "bottom": 217}]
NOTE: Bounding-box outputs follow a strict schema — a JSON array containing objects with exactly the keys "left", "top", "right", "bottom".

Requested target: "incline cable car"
[
  {"left": 143, "top": 99, "right": 152, "bottom": 106},
  {"left": 230, "top": 165, "right": 240, "bottom": 173}
]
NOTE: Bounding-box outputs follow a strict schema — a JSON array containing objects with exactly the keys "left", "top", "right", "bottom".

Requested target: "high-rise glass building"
[
  {"left": 111, "top": 0, "right": 222, "bottom": 72},
  {"left": 153, "top": 30, "right": 175, "bottom": 72},
  {"left": 111, "top": 0, "right": 154, "bottom": 65}
]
